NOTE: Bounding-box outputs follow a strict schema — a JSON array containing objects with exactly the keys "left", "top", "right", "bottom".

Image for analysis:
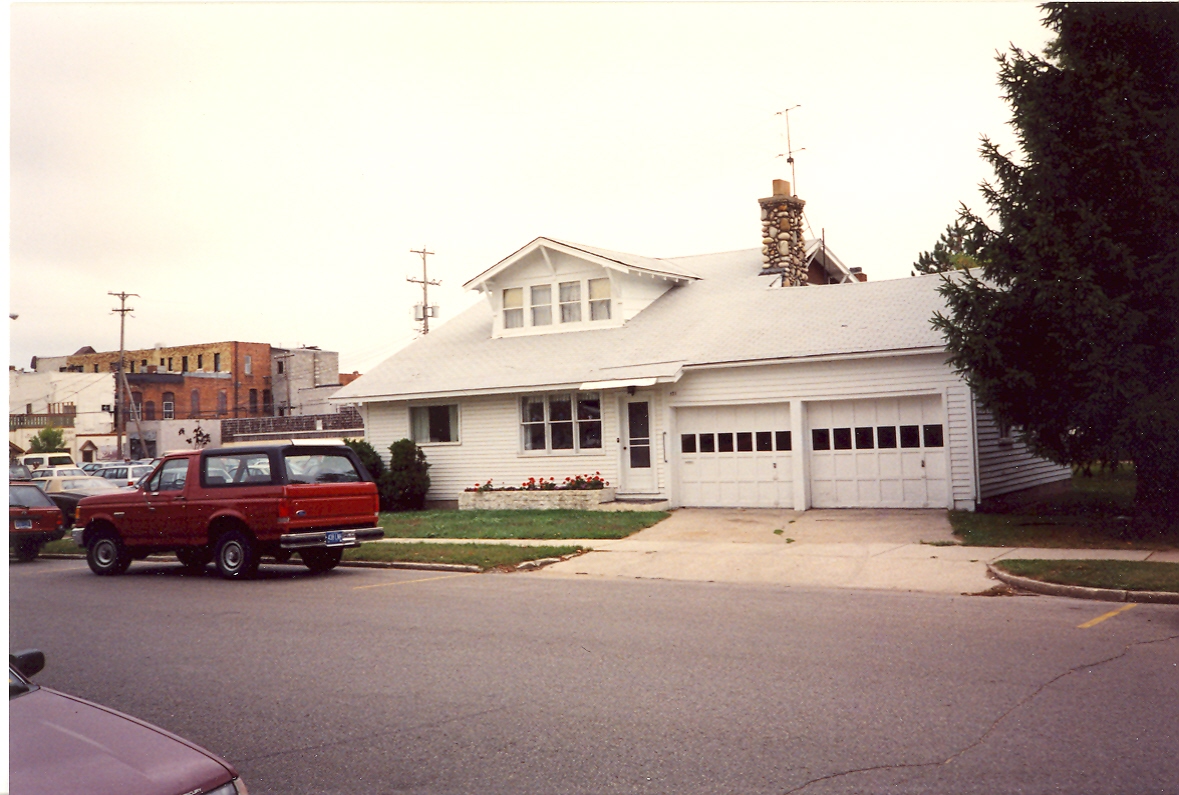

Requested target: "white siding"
[
  {"left": 975, "top": 406, "right": 1071, "bottom": 500},
  {"left": 366, "top": 393, "right": 623, "bottom": 502}
]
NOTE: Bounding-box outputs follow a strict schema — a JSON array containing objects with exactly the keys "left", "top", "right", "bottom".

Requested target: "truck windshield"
[{"left": 283, "top": 452, "right": 362, "bottom": 484}]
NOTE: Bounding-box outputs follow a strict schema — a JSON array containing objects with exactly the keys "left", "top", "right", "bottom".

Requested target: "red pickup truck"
[{"left": 73, "top": 442, "right": 384, "bottom": 579}]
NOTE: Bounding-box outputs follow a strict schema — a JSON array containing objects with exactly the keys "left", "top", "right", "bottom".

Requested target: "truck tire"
[
  {"left": 176, "top": 547, "right": 211, "bottom": 572},
  {"left": 13, "top": 539, "right": 40, "bottom": 562},
  {"left": 214, "top": 531, "right": 259, "bottom": 580},
  {"left": 87, "top": 532, "right": 132, "bottom": 576},
  {"left": 301, "top": 547, "right": 344, "bottom": 574}
]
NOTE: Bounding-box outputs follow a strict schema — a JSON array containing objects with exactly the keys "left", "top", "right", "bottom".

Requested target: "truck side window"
[
  {"left": 149, "top": 459, "right": 188, "bottom": 492},
  {"left": 203, "top": 453, "right": 274, "bottom": 486}
]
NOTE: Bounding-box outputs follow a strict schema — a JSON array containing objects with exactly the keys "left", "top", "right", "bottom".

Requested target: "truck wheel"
[
  {"left": 214, "top": 531, "right": 259, "bottom": 580},
  {"left": 13, "top": 539, "right": 40, "bottom": 562},
  {"left": 87, "top": 532, "right": 131, "bottom": 576},
  {"left": 176, "top": 547, "right": 211, "bottom": 572},
  {"left": 301, "top": 547, "right": 343, "bottom": 574}
]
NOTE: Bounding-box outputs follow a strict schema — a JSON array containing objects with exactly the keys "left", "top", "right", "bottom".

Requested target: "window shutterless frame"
[{"left": 520, "top": 391, "right": 603, "bottom": 454}]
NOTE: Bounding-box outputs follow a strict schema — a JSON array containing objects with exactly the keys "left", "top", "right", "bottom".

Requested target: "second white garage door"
[
  {"left": 676, "top": 404, "right": 793, "bottom": 508},
  {"left": 808, "top": 395, "right": 949, "bottom": 508}
]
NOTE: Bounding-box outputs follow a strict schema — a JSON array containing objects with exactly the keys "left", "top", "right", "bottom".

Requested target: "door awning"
[{"left": 578, "top": 378, "right": 659, "bottom": 391}]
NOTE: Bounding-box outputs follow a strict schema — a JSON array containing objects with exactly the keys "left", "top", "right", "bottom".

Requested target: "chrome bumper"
[
  {"left": 71, "top": 528, "right": 85, "bottom": 546},
  {"left": 279, "top": 526, "right": 384, "bottom": 550}
]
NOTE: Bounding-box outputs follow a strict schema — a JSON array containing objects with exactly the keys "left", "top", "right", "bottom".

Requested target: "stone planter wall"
[{"left": 458, "top": 487, "right": 616, "bottom": 511}]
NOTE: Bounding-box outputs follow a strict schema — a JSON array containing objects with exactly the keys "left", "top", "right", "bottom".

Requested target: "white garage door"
[
  {"left": 676, "top": 404, "right": 793, "bottom": 508},
  {"left": 808, "top": 396, "right": 948, "bottom": 508}
]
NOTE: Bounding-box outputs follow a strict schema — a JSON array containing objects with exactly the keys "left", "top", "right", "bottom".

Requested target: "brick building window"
[
  {"left": 245, "top": 355, "right": 252, "bottom": 375},
  {"left": 131, "top": 392, "right": 143, "bottom": 420},
  {"left": 197, "top": 354, "right": 203, "bottom": 370},
  {"left": 263, "top": 389, "right": 273, "bottom": 415},
  {"left": 190, "top": 390, "right": 201, "bottom": 418},
  {"left": 128, "top": 361, "right": 135, "bottom": 373},
  {"left": 94, "top": 364, "right": 100, "bottom": 373},
  {"left": 217, "top": 390, "right": 227, "bottom": 416},
  {"left": 163, "top": 392, "right": 175, "bottom": 420},
  {"left": 167, "top": 357, "right": 173, "bottom": 372},
  {"left": 249, "top": 389, "right": 258, "bottom": 414},
  {"left": 277, "top": 360, "right": 284, "bottom": 375},
  {"left": 143, "top": 401, "right": 156, "bottom": 421},
  {"left": 181, "top": 356, "right": 188, "bottom": 373},
  {"left": 214, "top": 353, "right": 221, "bottom": 372}
]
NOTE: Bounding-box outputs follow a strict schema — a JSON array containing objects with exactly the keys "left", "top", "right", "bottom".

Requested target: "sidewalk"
[{"left": 381, "top": 508, "right": 1179, "bottom": 595}]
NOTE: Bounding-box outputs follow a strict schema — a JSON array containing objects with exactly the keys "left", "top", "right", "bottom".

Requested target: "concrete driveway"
[{"left": 538, "top": 508, "right": 1001, "bottom": 594}]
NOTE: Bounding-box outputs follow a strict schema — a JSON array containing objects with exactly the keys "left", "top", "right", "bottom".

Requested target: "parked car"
[
  {"left": 74, "top": 443, "right": 383, "bottom": 579},
  {"left": 15, "top": 452, "right": 77, "bottom": 470},
  {"left": 10, "top": 463, "right": 34, "bottom": 480},
  {"left": 9, "top": 649, "right": 248, "bottom": 795},
  {"left": 30, "top": 466, "right": 87, "bottom": 481},
  {"left": 79, "top": 462, "right": 107, "bottom": 474},
  {"left": 9, "top": 482, "right": 66, "bottom": 561},
  {"left": 37, "top": 477, "right": 125, "bottom": 529},
  {"left": 95, "top": 464, "right": 156, "bottom": 487}
]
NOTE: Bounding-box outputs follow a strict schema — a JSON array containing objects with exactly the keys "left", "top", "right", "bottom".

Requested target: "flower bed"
[
  {"left": 458, "top": 487, "right": 617, "bottom": 511},
  {"left": 460, "top": 474, "right": 614, "bottom": 510}
]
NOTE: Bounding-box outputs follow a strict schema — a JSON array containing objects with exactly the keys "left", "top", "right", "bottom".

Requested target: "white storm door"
[{"left": 621, "top": 399, "right": 656, "bottom": 493}]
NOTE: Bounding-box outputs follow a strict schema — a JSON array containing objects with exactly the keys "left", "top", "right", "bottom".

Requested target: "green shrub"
[
  {"left": 379, "top": 438, "right": 430, "bottom": 511},
  {"left": 343, "top": 438, "right": 385, "bottom": 481}
]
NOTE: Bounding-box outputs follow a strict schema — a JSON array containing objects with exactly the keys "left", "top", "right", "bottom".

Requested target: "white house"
[
  {"left": 8, "top": 370, "right": 118, "bottom": 462},
  {"left": 334, "top": 181, "right": 1070, "bottom": 510}
]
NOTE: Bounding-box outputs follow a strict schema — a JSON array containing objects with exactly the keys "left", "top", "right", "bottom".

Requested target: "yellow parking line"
[
  {"left": 353, "top": 572, "right": 472, "bottom": 590},
  {"left": 1077, "top": 603, "right": 1137, "bottom": 629}
]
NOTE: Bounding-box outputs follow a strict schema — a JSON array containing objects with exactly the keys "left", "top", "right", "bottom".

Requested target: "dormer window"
[
  {"left": 503, "top": 288, "right": 524, "bottom": 328},
  {"left": 589, "top": 278, "right": 612, "bottom": 320},
  {"left": 530, "top": 285, "right": 552, "bottom": 326},
  {"left": 559, "top": 282, "right": 582, "bottom": 323}
]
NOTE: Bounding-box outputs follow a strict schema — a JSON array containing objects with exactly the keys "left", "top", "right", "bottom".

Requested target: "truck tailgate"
[{"left": 283, "top": 482, "right": 377, "bottom": 530}]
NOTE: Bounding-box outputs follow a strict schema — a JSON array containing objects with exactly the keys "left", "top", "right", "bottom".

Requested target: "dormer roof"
[{"left": 463, "top": 237, "right": 700, "bottom": 292}]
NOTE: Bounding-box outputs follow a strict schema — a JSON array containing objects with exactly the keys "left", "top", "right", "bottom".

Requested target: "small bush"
[
  {"left": 343, "top": 438, "right": 385, "bottom": 481},
  {"left": 379, "top": 438, "right": 430, "bottom": 511}
]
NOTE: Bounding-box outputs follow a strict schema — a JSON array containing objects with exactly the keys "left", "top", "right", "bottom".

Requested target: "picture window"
[{"left": 521, "top": 392, "right": 601, "bottom": 453}]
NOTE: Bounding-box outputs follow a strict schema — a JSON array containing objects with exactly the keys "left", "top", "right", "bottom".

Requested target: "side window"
[
  {"left": 148, "top": 459, "right": 189, "bottom": 492},
  {"left": 283, "top": 452, "right": 361, "bottom": 484},
  {"left": 204, "top": 453, "right": 274, "bottom": 486}
]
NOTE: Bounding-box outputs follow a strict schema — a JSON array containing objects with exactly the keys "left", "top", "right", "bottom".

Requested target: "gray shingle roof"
[{"left": 336, "top": 247, "right": 950, "bottom": 402}]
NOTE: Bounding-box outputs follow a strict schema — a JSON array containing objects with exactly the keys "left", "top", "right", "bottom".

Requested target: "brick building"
[{"left": 58, "top": 341, "right": 273, "bottom": 422}]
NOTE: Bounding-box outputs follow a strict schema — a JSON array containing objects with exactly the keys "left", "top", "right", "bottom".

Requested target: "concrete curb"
[
  {"left": 36, "top": 552, "right": 483, "bottom": 574},
  {"left": 987, "top": 564, "right": 1179, "bottom": 604}
]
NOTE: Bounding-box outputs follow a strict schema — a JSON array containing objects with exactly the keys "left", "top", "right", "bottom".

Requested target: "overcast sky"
[{"left": 7, "top": 2, "right": 1052, "bottom": 376}]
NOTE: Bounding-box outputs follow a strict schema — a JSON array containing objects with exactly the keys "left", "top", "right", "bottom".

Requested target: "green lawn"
[
  {"left": 378, "top": 509, "right": 668, "bottom": 540},
  {"left": 994, "top": 559, "right": 1179, "bottom": 594},
  {"left": 344, "top": 542, "right": 583, "bottom": 570},
  {"left": 951, "top": 466, "right": 1178, "bottom": 550}
]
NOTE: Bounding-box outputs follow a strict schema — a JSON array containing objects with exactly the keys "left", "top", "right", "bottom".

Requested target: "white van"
[{"left": 16, "top": 452, "right": 77, "bottom": 470}]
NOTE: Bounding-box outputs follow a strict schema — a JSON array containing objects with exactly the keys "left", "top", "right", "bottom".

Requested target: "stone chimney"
[{"left": 759, "top": 179, "right": 807, "bottom": 285}]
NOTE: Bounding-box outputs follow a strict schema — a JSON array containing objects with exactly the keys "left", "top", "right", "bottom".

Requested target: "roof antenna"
[{"left": 775, "top": 105, "right": 804, "bottom": 196}]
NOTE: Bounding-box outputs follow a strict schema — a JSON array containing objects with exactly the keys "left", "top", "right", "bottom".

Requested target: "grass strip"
[
  {"left": 378, "top": 509, "right": 667, "bottom": 540},
  {"left": 994, "top": 559, "right": 1179, "bottom": 593},
  {"left": 35, "top": 539, "right": 81, "bottom": 556},
  {"left": 344, "top": 542, "right": 583, "bottom": 570},
  {"left": 947, "top": 511, "right": 1175, "bottom": 550}
]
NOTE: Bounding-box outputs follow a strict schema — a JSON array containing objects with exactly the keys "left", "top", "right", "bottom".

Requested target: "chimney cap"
[{"left": 772, "top": 179, "right": 792, "bottom": 197}]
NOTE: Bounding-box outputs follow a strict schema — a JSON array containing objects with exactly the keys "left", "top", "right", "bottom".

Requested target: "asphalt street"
[{"left": 9, "top": 558, "right": 1179, "bottom": 795}]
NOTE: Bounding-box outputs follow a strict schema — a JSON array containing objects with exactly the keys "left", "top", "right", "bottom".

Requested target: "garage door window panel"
[
  {"left": 681, "top": 434, "right": 697, "bottom": 453},
  {"left": 776, "top": 431, "right": 792, "bottom": 451},
  {"left": 812, "top": 429, "right": 830, "bottom": 451},
  {"left": 717, "top": 433, "right": 734, "bottom": 453},
  {"left": 756, "top": 432, "right": 773, "bottom": 452},
  {"left": 833, "top": 428, "right": 853, "bottom": 450},
  {"left": 699, "top": 434, "right": 715, "bottom": 453},
  {"left": 923, "top": 425, "right": 944, "bottom": 447},
  {"left": 899, "top": 425, "right": 921, "bottom": 448},
  {"left": 877, "top": 426, "right": 898, "bottom": 448},
  {"left": 855, "top": 427, "right": 874, "bottom": 449},
  {"left": 736, "top": 432, "right": 752, "bottom": 452}
]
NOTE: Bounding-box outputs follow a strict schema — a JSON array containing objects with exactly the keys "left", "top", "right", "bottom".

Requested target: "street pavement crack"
[{"left": 781, "top": 633, "right": 1179, "bottom": 794}]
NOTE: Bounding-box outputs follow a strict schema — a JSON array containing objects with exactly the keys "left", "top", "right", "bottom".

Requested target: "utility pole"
[
  {"left": 109, "top": 292, "right": 139, "bottom": 459},
  {"left": 407, "top": 247, "right": 441, "bottom": 334}
]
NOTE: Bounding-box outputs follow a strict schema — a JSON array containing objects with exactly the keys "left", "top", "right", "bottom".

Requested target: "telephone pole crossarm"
[{"left": 407, "top": 247, "right": 441, "bottom": 334}]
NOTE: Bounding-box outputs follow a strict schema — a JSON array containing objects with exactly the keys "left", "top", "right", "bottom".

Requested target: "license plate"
[
  {"left": 324, "top": 531, "right": 344, "bottom": 546},
  {"left": 14, "top": 519, "right": 32, "bottom": 530}
]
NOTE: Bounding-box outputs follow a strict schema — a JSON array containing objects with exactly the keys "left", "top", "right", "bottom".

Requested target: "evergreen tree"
[
  {"left": 912, "top": 209, "right": 988, "bottom": 275},
  {"left": 933, "top": 3, "right": 1179, "bottom": 534},
  {"left": 27, "top": 425, "right": 66, "bottom": 453}
]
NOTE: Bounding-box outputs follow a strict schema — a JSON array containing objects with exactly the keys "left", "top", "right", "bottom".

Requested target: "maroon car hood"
[{"left": 10, "top": 686, "right": 236, "bottom": 795}]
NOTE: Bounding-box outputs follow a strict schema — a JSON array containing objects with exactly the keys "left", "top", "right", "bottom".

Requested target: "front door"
[{"left": 622, "top": 399, "right": 656, "bottom": 493}]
